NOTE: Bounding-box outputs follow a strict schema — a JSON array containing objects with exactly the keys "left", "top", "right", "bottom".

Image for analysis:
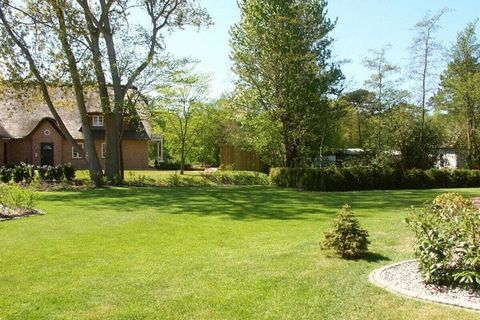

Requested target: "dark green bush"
[
  {"left": 203, "top": 170, "right": 269, "bottom": 185},
  {"left": 11, "top": 163, "right": 34, "bottom": 183},
  {"left": 0, "top": 167, "right": 11, "bottom": 183},
  {"left": 155, "top": 162, "right": 193, "bottom": 171},
  {"left": 62, "top": 163, "right": 76, "bottom": 181},
  {"left": 36, "top": 165, "right": 69, "bottom": 182},
  {"left": 269, "top": 167, "right": 480, "bottom": 191},
  {"left": 1, "top": 163, "right": 75, "bottom": 184},
  {"left": 405, "top": 193, "right": 480, "bottom": 287},
  {"left": 321, "top": 204, "right": 370, "bottom": 258},
  {"left": 53, "top": 166, "right": 64, "bottom": 181}
]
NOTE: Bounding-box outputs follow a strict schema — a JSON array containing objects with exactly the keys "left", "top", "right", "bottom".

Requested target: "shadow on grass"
[
  {"left": 40, "top": 186, "right": 462, "bottom": 221},
  {"left": 351, "top": 252, "right": 391, "bottom": 263}
]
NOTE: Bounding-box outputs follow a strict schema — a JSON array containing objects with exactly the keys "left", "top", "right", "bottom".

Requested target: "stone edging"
[{"left": 369, "top": 260, "right": 480, "bottom": 312}]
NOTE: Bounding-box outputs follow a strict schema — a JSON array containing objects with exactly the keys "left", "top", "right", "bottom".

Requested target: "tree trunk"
[
  {"left": 104, "top": 112, "right": 122, "bottom": 181},
  {"left": 180, "top": 140, "right": 185, "bottom": 175},
  {"left": 356, "top": 109, "right": 363, "bottom": 147},
  {"left": 54, "top": 6, "right": 104, "bottom": 185}
]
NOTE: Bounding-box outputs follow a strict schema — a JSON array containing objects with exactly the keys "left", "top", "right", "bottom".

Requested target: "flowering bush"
[{"left": 405, "top": 193, "right": 480, "bottom": 287}]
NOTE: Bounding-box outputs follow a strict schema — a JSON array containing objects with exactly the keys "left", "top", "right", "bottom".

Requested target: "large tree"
[
  {"left": 230, "top": 0, "right": 343, "bottom": 167},
  {"left": 0, "top": 0, "right": 210, "bottom": 183}
]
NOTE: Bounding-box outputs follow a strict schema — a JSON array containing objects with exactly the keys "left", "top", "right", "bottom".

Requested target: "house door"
[{"left": 40, "top": 143, "right": 54, "bottom": 166}]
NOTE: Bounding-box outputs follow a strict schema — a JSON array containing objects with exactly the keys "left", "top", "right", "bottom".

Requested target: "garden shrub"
[
  {"left": 37, "top": 165, "right": 66, "bottom": 182},
  {"left": 405, "top": 193, "right": 480, "bottom": 287},
  {"left": 269, "top": 167, "right": 480, "bottom": 191},
  {"left": 203, "top": 170, "right": 268, "bottom": 185},
  {"left": 0, "top": 184, "right": 37, "bottom": 211},
  {"left": 166, "top": 173, "right": 182, "bottom": 186},
  {"left": 11, "top": 163, "right": 34, "bottom": 183},
  {"left": 63, "top": 163, "right": 76, "bottom": 181},
  {"left": 0, "top": 163, "right": 75, "bottom": 184},
  {"left": 155, "top": 162, "right": 193, "bottom": 171},
  {"left": 321, "top": 204, "right": 370, "bottom": 258},
  {"left": 0, "top": 167, "right": 11, "bottom": 183}
]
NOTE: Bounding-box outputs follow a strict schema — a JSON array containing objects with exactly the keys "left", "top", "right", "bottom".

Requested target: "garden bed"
[
  {"left": 370, "top": 260, "right": 480, "bottom": 312},
  {"left": 0, "top": 204, "right": 44, "bottom": 221}
]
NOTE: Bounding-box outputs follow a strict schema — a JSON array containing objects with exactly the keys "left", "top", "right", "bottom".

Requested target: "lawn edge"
[{"left": 369, "top": 260, "right": 480, "bottom": 314}]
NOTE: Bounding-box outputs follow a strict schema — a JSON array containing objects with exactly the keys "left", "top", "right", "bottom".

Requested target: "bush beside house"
[{"left": 0, "top": 163, "right": 76, "bottom": 184}]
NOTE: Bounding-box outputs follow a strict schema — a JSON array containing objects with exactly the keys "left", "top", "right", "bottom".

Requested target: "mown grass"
[
  {"left": 0, "top": 186, "right": 479, "bottom": 319},
  {"left": 75, "top": 170, "right": 204, "bottom": 180}
]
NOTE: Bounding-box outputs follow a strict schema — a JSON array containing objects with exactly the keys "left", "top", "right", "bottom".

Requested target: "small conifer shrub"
[{"left": 322, "top": 204, "right": 370, "bottom": 258}]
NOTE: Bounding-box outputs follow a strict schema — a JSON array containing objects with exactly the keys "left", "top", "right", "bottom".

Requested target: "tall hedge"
[{"left": 269, "top": 167, "right": 480, "bottom": 191}]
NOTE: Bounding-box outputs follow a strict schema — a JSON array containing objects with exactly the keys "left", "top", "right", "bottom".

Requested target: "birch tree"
[{"left": 409, "top": 8, "right": 449, "bottom": 147}]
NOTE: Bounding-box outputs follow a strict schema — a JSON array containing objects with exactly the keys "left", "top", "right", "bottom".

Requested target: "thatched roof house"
[{"left": 0, "top": 86, "right": 154, "bottom": 169}]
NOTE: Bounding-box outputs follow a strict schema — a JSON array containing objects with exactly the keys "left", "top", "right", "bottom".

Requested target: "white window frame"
[
  {"left": 101, "top": 142, "right": 106, "bottom": 159},
  {"left": 93, "top": 115, "right": 104, "bottom": 127},
  {"left": 72, "top": 142, "right": 84, "bottom": 159}
]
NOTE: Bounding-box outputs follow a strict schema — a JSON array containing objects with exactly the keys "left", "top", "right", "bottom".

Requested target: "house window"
[
  {"left": 101, "top": 143, "right": 106, "bottom": 159},
  {"left": 93, "top": 115, "right": 104, "bottom": 127},
  {"left": 72, "top": 143, "right": 84, "bottom": 159}
]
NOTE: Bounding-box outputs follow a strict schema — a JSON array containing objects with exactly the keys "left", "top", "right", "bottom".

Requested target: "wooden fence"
[{"left": 220, "top": 144, "right": 262, "bottom": 172}]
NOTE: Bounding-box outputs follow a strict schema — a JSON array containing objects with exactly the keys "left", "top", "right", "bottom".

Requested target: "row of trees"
[
  {"left": 337, "top": 19, "right": 480, "bottom": 170},
  {"left": 216, "top": 3, "right": 480, "bottom": 170},
  {"left": 2, "top": 0, "right": 480, "bottom": 179},
  {"left": 153, "top": 2, "right": 480, "bottom": 173}
]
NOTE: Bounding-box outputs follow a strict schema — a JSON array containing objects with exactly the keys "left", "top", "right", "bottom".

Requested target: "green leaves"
[
  {"left": 321, "top": 204, "right": 370, "bottom": 259},
  {"left": 230, "top": 0, "right": 342, "bottom": 166},
  {"left": 406, "top": 193, "right": 480, "bottom": 287}
]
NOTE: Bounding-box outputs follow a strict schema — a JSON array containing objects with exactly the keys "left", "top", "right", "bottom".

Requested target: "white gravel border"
[{"left": 369, "top": 260, "right": 480, "bottom": 312}]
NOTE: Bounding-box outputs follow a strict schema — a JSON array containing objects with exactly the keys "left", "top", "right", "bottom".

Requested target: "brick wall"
[
  {"left": 63, "top": 139, "right": 149, "bottom": 170},
  {"left": 30, "top": 121, "right": 63, "bottom": 166},
  {"left": 7, "top": 139, "right": 32, "bottom": 164},
  {"left": 122, "top": 140, "right": 149, "bottom": 169},
  {"left": 0, "top": 142, "right": 4, "bottom": 166},
  {"left": 62, "top": 139, "right": 88, "bottom": 168}
]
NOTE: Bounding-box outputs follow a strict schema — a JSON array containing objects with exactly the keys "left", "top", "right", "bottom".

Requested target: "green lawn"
[
  {"left": 1, "top": 186, "right": 479, "bottom": 319},
  {"left": 76, "top": 170, "right": 204, "bottom": 182}
]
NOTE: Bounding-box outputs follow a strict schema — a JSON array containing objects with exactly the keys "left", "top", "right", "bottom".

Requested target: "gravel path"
[{"left": 369, "top": 260, "right": 480, "bottom": 312}]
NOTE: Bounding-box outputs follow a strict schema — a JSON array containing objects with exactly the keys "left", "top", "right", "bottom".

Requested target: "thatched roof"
[
  {"left": 0, "top": 120, "right": 10, "bottom": 138},
  {"left": 0, "top": 86, "right": 152, "bottom": 140}
]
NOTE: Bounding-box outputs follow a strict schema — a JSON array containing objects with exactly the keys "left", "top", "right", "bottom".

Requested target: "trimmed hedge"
[
  {"left": 0, "top": 163, "right": 76, "bottom": 184},
  {"left": 269, "top": 167, "right": 480, "bottom": 191},
  {"left": 155, "top": 162, "right": 193, "bottom": 171},
  {"left": 203, "top": 170, "right": 269, "bottom": 185}
]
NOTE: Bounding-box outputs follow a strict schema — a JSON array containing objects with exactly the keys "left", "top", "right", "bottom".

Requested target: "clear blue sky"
[{"left": 164, "top": 0, "right": 480, "bottom": 98}]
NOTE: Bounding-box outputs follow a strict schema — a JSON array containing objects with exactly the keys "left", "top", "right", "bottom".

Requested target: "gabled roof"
[{"left": 0, "top": 86, "right": 152, "bottom": 140}]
